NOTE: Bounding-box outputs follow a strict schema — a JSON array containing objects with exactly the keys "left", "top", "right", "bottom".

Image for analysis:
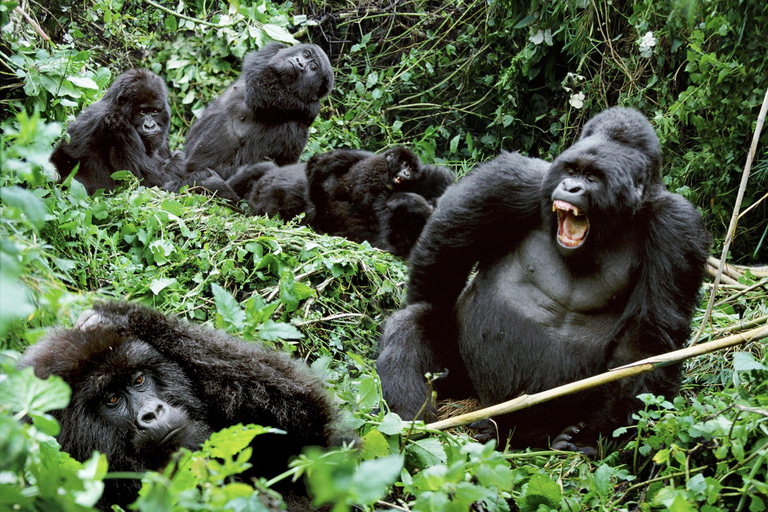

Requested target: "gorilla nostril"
[{"left": 138, "top": 403, "right": 164, "bottom": 427}]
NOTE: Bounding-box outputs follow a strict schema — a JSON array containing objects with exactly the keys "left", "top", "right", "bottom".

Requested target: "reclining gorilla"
[
  {"left": 183, "top": 43, "right": 334, "bottom": 192},
  {"left": 377, "top": 107, "right": 710, "bottom": 453},
  {"left": 305, "top": 147, "right": 455, "bottom": 257},
  {"left": 19, "top": 302, "right": 342, "bottom": 511},
  {"left": 226, "top": 147, "right": 455, "bottom": 257}
]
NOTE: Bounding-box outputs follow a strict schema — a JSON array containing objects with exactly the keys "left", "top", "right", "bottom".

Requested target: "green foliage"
[
  {"left": 2, "top": 1, "right": 768, "bottom": 511},
  {"left": 0, "top": 352, "right": 106, "bottom": 511}
]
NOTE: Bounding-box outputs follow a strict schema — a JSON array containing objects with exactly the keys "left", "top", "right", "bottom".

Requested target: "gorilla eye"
[
  {"left": 567, "top": 169, "right": 576, "bottom": 176},
  {"left": 106, "top": 394, "right": 120, "bottom": 407},
  {"left": 135, "top": 374, "right": 145, "bottom": 385},
  {"left": 310, "top": 63, "right": 317, "bottom": 71},
  {"left": 303, "top": 50, "right": 311, "bottom": 58},
  {"left": 586, "top": 175, "right": 597, "bottom": 183}
]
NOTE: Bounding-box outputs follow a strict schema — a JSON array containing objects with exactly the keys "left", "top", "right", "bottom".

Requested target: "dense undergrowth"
[{"left": 1, "top": 1, "right": 768, "bottom": 511}]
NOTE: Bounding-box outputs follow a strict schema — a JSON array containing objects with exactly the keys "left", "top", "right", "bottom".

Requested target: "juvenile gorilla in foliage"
[
  {"left": 19, "top": 302, "right": 342, "bottom": 511},
  {"left": 306, "top": 147, "right": 455, "bottom": 257},
  {"left": 50, "top": 69, "right": 183, "bottom": 195},
  {"left": 183, "top": 43, "right": 334, "bottom": 186},
  {"left": 377, "top": 108, "right": 710, "bottom": 453}
]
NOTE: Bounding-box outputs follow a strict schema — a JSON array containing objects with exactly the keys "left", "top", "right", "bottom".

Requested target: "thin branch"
[
  {"left": 692, "top": 87, "right": 768, "bottom": 345},
  {"left": 14, "top": 6, "right": 49, "bottom": 41},
  {"left": 423, "top": 324, "right": 768, "bottom": 432},
  {"left": 294, "top": 313, "right": 364, "bottom": 326},
  {"left": 713, "top": 279, "right": 768, "bottom": 308}
]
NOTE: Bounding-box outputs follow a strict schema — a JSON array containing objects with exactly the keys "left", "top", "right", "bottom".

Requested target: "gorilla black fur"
[
  {"left": 183, "top": 43, "right": 334, "bottom": 184},
  {"left": 376, "top": 107, "right": 710, "bottom": 452},
  {"left": 50, "top": 69, "right": 181, "bottom": 195},
  {"left": 228, "top": 161, "right": 314, "bottom": 220},
  {"left": 306, "top": 147, "right": 455, "bottom": 257},
  {"left": 19, "top": 301, "right": 341, "bottom": 511}
]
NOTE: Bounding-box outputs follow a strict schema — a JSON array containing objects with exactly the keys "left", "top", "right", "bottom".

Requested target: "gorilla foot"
[
  {"left": 551, "top": 423, "right": 597, "bottom": 457},
  {"left": 469, "top": 418, "right": 499, "bottom": 444}
]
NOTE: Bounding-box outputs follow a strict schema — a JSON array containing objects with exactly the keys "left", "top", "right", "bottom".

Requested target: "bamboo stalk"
[
  {"left": 708, "top": 256, "right": 742, "bottom": 281},
  {"left": 423, "top": 324, "right": 768, "bottom": 432},
  {"left": 692, "top": 87, "right": 768, "bottom": 345},
  {"left": 707, "top": 264, "right": 741, "bottom": 286}
]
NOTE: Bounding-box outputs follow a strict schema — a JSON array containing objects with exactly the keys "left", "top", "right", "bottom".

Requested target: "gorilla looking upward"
[
  {"left": 19, "top": 302, "right": 343, "bottom": 511},
  {"left": 183, "top": 43, "right": 334, "bottom": 184},
  {"left": 50, "top": 69, "right": 181, "bottom": 195},
  {"left": 377, "top": 107, "right": 710, "bottom": 453}
]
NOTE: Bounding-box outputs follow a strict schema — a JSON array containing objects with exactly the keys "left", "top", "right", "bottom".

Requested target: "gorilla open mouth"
[{"left": 553, "top": 199, "right": 589, "bottom": 249}]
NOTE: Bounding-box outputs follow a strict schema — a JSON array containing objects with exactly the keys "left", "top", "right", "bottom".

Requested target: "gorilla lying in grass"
[
  {"left": 305, "top": 147, "right": 455, "bottom": 257},
  {"left": 19, "top": 302, "right": 343, "bottom": 511},
  {"left": 377, "top": 107, "right": 710, "bottom": 454},
  {"left": 226, "top": 147, "right": 454, "bottom": 257}
]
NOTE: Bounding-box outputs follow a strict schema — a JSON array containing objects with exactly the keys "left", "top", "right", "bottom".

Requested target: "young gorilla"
[
  {"left": 183, "top": 43, "right": 334, "bottom": 188},
  {"left": 19, "top": 302, "right": 342, "bottom": 511},
  {"left": 377, "top": 107, "right": 710, "bottom": 453},
  {"left": 51, "top": 69, "right": 180, "bottom": 195},
  {"left": 306, "top": 147, "right": 455, "bottom": 257}
]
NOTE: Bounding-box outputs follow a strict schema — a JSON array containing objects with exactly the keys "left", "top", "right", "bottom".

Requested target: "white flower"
[
  {"left": 569, "top": 92, "right": 585, "bottom": 109},
  {"left": 639, "top": 31, "right": 656, "bottom": 58}
]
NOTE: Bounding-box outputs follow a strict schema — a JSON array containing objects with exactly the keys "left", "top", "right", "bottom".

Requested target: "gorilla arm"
[
  {"left": 377, "top": 152, "right": 548, "bottom": 420},
  {"left": 407, "top": 151, "right": 548, "bottom": 305}
]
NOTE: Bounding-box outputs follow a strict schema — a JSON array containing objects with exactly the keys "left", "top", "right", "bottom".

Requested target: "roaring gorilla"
[
  {"left": 19, "top": 302, "right": 341, "bottom": 511},
  {"left": 183, "top": 43, "right": 334, "bottom": 185},
  {"left": 376, "top": 107, "right": 710, "bottom": 453},
  {"left": 50, "top": 69, "right": 182, "bottom": 195},
  {"left": 306, "top": 147, "right": 455, "bottom": 257}
]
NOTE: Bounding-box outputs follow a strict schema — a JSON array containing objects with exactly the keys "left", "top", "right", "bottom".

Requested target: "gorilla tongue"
[{"left": 554, "top": 200, "right": 589, "bottom": 248}]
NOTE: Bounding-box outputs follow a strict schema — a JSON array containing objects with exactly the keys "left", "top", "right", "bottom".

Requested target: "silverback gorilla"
[
  {"left": 306, "top": 147, "right": 455, "bottom": 257},
  {"left": 51, "top": 69, "right": 182, "bottom": 194},
  {"left": 376, "top": 107, "right": 710, "bottom": 453},
  {"left": 184, "top": 43, "right": 334, "bottom": 183},
  {"left": 19, "top": 302, "right": 341, "bottom": 511}
]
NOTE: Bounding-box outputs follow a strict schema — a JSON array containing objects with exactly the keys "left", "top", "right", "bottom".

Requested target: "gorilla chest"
[{"left": 460, "top": 229, "right": 636, "bottom": 339}]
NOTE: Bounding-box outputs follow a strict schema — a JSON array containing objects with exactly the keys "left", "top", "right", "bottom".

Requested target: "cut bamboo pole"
[{"left": 424, "top": 323, "right": 768, "bottom": 432}]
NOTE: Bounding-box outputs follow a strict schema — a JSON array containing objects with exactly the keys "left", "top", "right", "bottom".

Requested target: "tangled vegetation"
[{"left": 1, "top": 1, "right": 767, "bottom": 511}]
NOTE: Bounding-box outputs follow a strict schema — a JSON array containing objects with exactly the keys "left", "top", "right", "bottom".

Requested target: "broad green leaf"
[
  {"left": 258, "top": 320, "right": 304, "bottom": 341},
  {"left": 212, "top": 283, "right": 246, "bottom": 329}
]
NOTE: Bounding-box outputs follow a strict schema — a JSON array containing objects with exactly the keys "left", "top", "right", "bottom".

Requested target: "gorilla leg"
[
  {"left": 376, "top": 192, "right": 434, "bottom": 258},
  {"left": 377, "top": 303, "right": 474, "bottom": 421}
]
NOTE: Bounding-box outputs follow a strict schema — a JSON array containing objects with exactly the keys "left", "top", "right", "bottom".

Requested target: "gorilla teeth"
[{"left": 552, "top": 200, "right": 584, "bottom": 216}]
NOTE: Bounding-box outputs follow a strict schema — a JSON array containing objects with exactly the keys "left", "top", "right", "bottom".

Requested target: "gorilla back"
[
  {"left": 376, "top": 107, "right": 710, "bottom": 453},
  {"left": 20, "top": 302, "right": 341, "bottom": 511}
]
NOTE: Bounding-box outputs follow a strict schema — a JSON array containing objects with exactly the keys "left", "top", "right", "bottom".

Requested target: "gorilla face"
[
  {"left": 384, "top": 147, "right": 421, "bottom": 188},
  {"left": 46, "top": 333, "right": 210, "bottom": 471},
  {"left": 542, "top": 111, "right": 659, "bottom": 255},
  {"left": 269, "top": 44, "right": 334, "bottom": 103},
  {"left": 115, "top": 71, "right": 172, "bottom": 153}
]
